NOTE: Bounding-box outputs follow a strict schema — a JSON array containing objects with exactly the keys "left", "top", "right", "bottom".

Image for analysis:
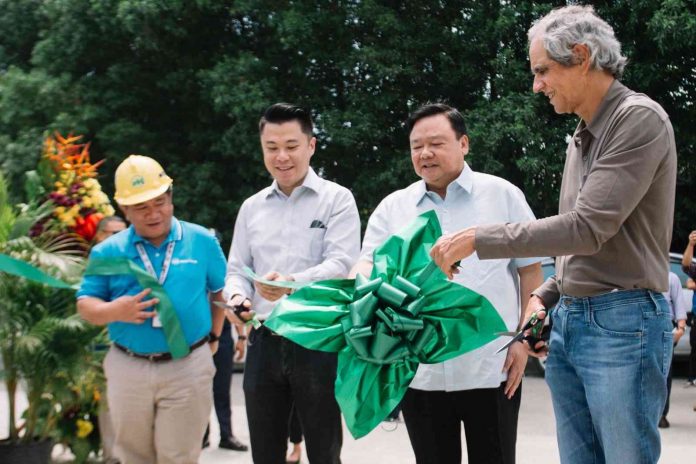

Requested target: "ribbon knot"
[
  {"left": 341, "top": 272, "right": 434, "bottom": 365},
  {"left": 263, "top": 210, "right": 506, "bottom": 438}
]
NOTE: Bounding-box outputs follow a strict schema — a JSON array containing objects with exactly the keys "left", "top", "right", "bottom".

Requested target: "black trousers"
[
  {"left": 689, "top": 313, "right": 696, "bottom": 381},
  {"left": 288, "top": 404, "right": 303, "bottom": 444},
  {"left": 402, "top": 383, "right": 522, "bottom": 464},
  {"left": 243, "top": 326, "right": 341, "bottom": 464},
  {"left": 203, "top": 319, "right": 235, "bottom": 443},
  {"left": 664, "top": 342, "right": 676, "bottom": 417}
]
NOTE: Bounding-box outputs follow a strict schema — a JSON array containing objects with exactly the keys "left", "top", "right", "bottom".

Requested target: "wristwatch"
[
  {"left": 238, "top": 335, "right": 247, "bottom": 341},
  {"left": 208, "top": 331, "right": 220, "bottom": 342}
]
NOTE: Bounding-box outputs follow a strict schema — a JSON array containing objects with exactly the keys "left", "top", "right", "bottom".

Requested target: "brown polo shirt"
[{"left": 476, "top": 80, "right": 677, "bottom": 307}]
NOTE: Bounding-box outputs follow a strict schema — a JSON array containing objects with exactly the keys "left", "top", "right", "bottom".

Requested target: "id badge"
[{"left": 152, "top": 312, "right": 162, "bottom": 328}]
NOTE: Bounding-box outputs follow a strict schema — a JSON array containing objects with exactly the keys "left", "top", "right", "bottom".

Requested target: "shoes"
[
  {"left": 658, "top": 416, "right": 670, "bottom": 428},
  {"left": 684, "top": 380, "right": 696, "bottom": 388},
  {"left": 219, "top": 436, "right": 249, "bottom": 451}
]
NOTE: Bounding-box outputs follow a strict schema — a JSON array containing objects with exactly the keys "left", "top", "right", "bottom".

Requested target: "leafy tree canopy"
[{"left": 0, "top": 0, "right": 693, "bottom": 250}]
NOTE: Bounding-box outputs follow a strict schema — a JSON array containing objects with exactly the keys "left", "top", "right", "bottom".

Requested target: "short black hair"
[
  {"left": 259, "top": 103, "right": 314, "bottom": 137},
  {"left": 406, "top": 103, "right": 468, "bottom": 139}
]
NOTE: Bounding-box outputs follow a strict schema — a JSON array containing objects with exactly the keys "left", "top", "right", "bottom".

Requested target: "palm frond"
[
  {"left": 10, "top": 201, "right": 53, "bottom": 240},
  {"left": 0, "top": 171, "right": 16, "bottom": 242}
]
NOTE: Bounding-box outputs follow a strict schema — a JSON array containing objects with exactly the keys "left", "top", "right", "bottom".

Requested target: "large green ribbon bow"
[
  {"left": 265, "top": 210, "right": 506, "bottom": 438},
  {"left": 84, "top": 258, "right": 190, "bottom": 359}
]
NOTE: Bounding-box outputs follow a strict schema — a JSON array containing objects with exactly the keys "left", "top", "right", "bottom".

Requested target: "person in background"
[
  {"left": 202, "top": 231, "right": 248, "bottom": 452},
  {"left": 683, "top": 230, "right": 696, "bottom": 388},
  {"left": 94, "top": 216, "right": 127, "bottom": 245},
  {"left": 659, "top": 271, "right": 687, "bottom": 428},
  {"left": 92, "top": 215, "right": 127, "bottom": 464}
]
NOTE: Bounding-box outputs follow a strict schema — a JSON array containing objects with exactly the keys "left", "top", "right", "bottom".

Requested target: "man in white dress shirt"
[
  {"left": 224, "top": 103, "right": 360, "bottom": 464},
  {"left": 352, "top": 103, "right": 543, "bottom": 464}
]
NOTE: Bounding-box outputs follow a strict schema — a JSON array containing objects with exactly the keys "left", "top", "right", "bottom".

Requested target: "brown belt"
[{"left": 114, "top": 335, "right": 209, "bottom": 362}]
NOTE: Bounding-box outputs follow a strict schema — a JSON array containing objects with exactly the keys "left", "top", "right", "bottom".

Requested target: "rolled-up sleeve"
[{"left": 290, "top": 189, "right": 360, "bottom": 282}]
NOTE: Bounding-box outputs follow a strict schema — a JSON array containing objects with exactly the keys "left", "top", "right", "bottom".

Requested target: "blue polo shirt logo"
[{"left": 172, "top": 258, "right": 198, "bottom": 265}]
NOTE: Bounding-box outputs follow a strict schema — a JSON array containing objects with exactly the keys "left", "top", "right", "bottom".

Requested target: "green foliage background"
[{"left": 0, "top": 0, "right": 694, "bottom": 250}]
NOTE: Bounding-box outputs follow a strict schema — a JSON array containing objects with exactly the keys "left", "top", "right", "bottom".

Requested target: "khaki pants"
[{"left": 104, "top": 345, "right": 215, "bottom": 464}]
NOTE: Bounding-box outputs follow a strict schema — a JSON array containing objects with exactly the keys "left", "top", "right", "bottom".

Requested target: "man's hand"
[
  {"left": 228, "top": 294, "right": 254, "bottom": 322},
  {"left": 109, "top": 288, "right": 159, "bottom": 324},
  {"left": 255, "top": 271, "right": 293, "bottom": 301},
  {"left": 503, "top": 341, "right": 528, "bottom": 399},
  {"left": 430, "top": 227, "right": 477, "bottom": 279},
  {"left": 522, "top": 296, "right": 549, "bottom": 357},
  {"left": 235, "top": 337, "right": 246, "bottom": 360},
  {"left": 689, "top": 230, "right": 696, "bottom": 246},
  {"left": 673, "top": 326, "right": 686, "bottom": 344},
  {"left": 209, "top": 340, "right": 219, "bottom": 355}
]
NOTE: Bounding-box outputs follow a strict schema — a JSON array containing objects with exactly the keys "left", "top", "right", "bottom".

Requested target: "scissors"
[
  {"left": 213, "top": 301, "right": 251, "bottom": 325},
  {"left": 495, "top": 310, "right": 548, "bottom": 354}
]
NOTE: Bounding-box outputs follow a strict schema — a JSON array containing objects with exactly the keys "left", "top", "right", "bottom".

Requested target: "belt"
[{"left": 114, "top": 335, "right": 209, "bottom": 362}]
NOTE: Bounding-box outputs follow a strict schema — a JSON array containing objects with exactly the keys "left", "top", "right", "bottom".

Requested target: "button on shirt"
[
  {"left": 77, "top": 218, "right": 228, "bottom": 354},
  {"left": 476, "top": 80, "right": 677, "bottom": 306},
  {"left": 224, "top": 168, "right": 361, "bottom": 318},
  {"left": 360, "top": 164, "right": 542, "bottom": 391}
]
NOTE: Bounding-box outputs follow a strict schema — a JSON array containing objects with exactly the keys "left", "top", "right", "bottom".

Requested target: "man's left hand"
[
  {"left": 673, "top": 327, "right": 685, "bottom": 344},
  {"left": 255, "top": 271, "right": 293, "bottom": 301},
  {"left": 235, "top": 338, "right": 246, "bottom": 360},
  {"left": 209, "top": 340, "right": 219, "bottom": 355},
  {"left": 430, "top": 227, "right": 477, "bottom": 279},
  {"left": 503, "top": 341, "right": 528, "bottom": 399}
]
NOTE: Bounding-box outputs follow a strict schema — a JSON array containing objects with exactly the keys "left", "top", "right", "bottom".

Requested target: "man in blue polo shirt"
[{"left": 77, "top": 155, "right": 227, "bottom": 464}]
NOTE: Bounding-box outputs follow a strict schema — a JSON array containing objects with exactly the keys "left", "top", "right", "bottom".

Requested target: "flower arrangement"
[
  {"left": 54, "top": 354, "right": 106, "bottom": 463},
  {"left": 30, "top": 133, "right": 115, "bottom": 242}
]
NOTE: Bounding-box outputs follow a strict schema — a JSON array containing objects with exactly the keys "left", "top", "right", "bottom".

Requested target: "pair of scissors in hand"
[{"left": 495, "top": 310, "right": 547, "bottom": 354}]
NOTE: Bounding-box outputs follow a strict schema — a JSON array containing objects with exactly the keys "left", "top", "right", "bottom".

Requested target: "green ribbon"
[
  {"left": 243, "top": 266, "right": 308, "bottom": 289},
  {"left": 264, "top": 210, "right": 506, "bottom": 438},
  {"left": 84, "top": 258, "right": 190, "bottom": 359},
  {"left": 0, "top": 252, "right": 78, "bottom": 289}
]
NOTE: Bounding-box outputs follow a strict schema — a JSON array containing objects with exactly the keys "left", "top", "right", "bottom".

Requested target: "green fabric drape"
[
  {"left": 265, "top": 210, "right": 506, "bottom": 438},
  {"left": 1, "top": 252, "right": 191, "bottom": 359},
  {"left": 0, "top": 252, "right": 77, "bottom": 289},
  {"left": 84, "top": 258, "right": 190, "bottom": 358}
]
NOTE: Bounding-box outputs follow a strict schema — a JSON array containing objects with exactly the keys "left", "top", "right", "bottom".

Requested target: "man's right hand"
[
  {"left": 689, "top": 230, "right": 696, "bottom": 246},
  {"left": 109, "top": 288, "right": 159, "bottom": 324},
  {"left": 228, "top": 294, "right": 253, "bottom": 322},
  {"left": 522, "top": 295, "right": 548, "bottom": 357}
]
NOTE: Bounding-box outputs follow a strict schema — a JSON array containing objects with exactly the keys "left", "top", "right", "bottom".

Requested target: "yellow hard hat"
[{"left": 113, "top": 155, "right": 173, "bottom": 206}]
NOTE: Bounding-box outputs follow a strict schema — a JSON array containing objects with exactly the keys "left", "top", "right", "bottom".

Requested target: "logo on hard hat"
[{"left": 131, "top": 175, "right": 145, "bottom": 187}]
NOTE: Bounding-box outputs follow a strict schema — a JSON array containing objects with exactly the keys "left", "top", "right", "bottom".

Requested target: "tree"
[{"left": 0, "top": 0, "right": 693, "bottom": 249}]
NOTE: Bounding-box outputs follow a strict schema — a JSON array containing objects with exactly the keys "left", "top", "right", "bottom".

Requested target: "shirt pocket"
[{"left": 308, "top": 227, "right": 326, "bottom": 260}]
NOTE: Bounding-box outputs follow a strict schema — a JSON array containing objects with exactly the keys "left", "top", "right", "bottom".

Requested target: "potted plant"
[{"left": 0, "top": 133, "right": 115, "bottom": 463}]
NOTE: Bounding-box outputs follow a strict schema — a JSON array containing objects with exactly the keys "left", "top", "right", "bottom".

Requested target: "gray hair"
[{"left": 528, "top": 5, "right": 627, "bottom": 79}]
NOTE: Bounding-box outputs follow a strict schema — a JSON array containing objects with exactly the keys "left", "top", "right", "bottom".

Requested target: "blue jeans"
[{"left": 545, "top": 289, "right": 672, "bottom": 464}]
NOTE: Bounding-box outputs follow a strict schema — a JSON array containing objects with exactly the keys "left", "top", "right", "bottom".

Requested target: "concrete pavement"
[{"left": 2, "top": 373, "right": 695, "bottom": 463}]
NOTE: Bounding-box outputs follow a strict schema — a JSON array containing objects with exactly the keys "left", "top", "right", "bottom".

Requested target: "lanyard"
[{"left": 135, "top": 240, "right": 175, "bottom": 285}]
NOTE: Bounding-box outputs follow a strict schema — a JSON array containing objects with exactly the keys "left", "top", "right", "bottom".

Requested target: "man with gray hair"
[{"left": 430, "top": 5, "right": 677, "bottom": 463}]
